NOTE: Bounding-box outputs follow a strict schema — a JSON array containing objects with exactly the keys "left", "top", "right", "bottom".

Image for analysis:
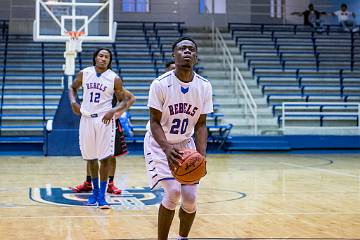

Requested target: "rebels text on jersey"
[
  {"left": 147, "top": 70, "right": 213, "bottom": 144},
  {"left": 80, "top": 66, "right": 118, "bottom": 115}
]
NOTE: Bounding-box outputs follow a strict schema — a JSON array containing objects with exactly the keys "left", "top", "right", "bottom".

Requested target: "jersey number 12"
[{"left": 90, "top": 92, "right": 100, "bottom": 103}]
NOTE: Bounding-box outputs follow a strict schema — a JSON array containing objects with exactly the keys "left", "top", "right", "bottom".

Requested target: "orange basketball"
[{"left": 171, "top": 149, "right": 207, "bottom": 184}]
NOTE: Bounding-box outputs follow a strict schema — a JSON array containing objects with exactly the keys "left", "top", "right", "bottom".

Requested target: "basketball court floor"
[{"left": 0, "top": 153, "right": 359, "bottom": 239}]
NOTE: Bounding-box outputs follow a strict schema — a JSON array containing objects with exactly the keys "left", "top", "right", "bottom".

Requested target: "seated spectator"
[
  {"left": 118, "top": 111, "right": 134, "bottom": 137},
  {"left": 331, "top": 3, "right": 359, "bottom": 32},
  {"left": 291, "top": 4, "right": 326, "bottom": 32}
]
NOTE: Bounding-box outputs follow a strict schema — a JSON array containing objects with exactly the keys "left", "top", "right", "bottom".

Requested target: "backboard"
[{"left": 33, "top": 0, "right": 116, "bottom": 43}]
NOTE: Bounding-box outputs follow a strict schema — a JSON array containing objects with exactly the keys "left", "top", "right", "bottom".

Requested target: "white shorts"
[
  {"left": 79, "top": 113, "right": 115, "bottom": 161},
  {"left": 144, "top": 131, "right": 196, "bottom": 190}
]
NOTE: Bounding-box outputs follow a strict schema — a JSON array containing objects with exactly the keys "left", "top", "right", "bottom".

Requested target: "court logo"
[{"left": 30, "top": 187, "right": 163, "bottom": 210}]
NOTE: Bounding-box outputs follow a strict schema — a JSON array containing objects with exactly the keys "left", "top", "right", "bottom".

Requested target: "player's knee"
[
  {"left": 181, "top": 187, "right": 197, "bottom": 213},
  {"left": 162, "top": 186, "right": 181, "bottom": 210},
  {"left": 181, "top": 198, "right": 197, "bottom": 213}
]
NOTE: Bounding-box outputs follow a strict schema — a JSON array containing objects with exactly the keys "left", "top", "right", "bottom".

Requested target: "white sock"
[{"left": 176, "top": 236, "right": 188, "bottom": 240}]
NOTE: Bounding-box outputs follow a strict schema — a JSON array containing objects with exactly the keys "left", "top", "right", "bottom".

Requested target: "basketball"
[{"left": 171, "top": 149, "right": 207, "bottom": 184}]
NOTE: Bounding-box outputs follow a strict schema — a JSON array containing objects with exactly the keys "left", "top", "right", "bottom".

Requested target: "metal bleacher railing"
[
  {"left": 230, "top": 23, "right": 360, "bottom": 72},
  {"left": 0, "top": 24, "right": 8, "bottom": 136},
  {"left": 0, "top": 20, "right": 8, "bottom": 39},
  {"left": 213, "top": 25, "right": 258, "bottom": 135},
  {"left": 228, "top": 22, "right": 360, "bottom": 135}
]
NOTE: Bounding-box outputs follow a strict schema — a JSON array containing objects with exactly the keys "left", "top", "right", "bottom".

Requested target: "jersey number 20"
[
  {"left": 170, "top": 118, "right": 188, "bottom": 134},
  {"left": 90, "top": 92, "right": 100, "bottom": 103}
]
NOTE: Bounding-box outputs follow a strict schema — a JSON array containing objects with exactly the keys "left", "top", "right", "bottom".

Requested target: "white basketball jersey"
[
  {"left": 80, "top": 66, "right": 117, "bottom": 115},
  {"left": 147, "top": 70, "right": 213, "bottom": 144}
]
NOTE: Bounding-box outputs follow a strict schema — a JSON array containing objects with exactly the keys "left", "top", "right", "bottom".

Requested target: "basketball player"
[
  {"left": 70, "top": 90, "right": 135, "bottom": 195},
  {"left": 165, "top": 60, "right": 175, "bottom": 72},
  {"left": 144, "top": 37, "right": 213, "bottom": 240},
  {"left": 69, "top": 48, "right": 133, "bottom": 208}
]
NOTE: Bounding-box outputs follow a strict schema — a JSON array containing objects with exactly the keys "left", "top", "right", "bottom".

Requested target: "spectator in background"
[
  {"left": 165, "top": 60, "right": 175, "bottom": 72},
  {"left": 331, "top": 3, "right": 359, "bottom": 32},
  {"left": 291, "top": 4, "right": 326, "bottom": 32}
]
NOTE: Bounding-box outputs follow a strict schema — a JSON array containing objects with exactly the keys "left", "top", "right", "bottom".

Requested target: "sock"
[
  {"left": 99, "top": 180, "right": 107, "bottom": 196},
  {"left": 176, "top": 236, "right": 188, "bottom": 240},
  {"left": 86, "top": 176, "right": 91, "bottom": 183},
  {"left": 108, "top": 176, "right": 114, "bottom": 183},
  {"left": 91, "top": 178, "right": 99, "bottom": 195}
]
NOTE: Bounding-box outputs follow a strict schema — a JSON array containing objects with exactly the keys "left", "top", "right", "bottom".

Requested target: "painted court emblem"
[{"left": 30, "top": 187, "right": 163, "bottom": 210}]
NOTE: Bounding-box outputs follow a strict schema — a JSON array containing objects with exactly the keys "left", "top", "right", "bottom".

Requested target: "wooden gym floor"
[{"left": 0, "top": 153, "right": 359, "bottom": 240}]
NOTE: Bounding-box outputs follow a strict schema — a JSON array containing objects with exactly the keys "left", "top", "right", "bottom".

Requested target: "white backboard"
[{"left": 33, "top": 0, "right": 116, "bottom": 42}]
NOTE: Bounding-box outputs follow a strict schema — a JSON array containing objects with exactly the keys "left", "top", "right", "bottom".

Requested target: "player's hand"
[
  {"left": 114, "top": 111, "right": 121, "bottom": 120},
  {"left": 71, "top": 102, "right": 81, "bottom": 115},
  {"left": 114, "top": 110, "right": 125, "bottom": 120},
  {"left": 102, "top": 110, "right": 114, "bottom": 125},
  {"left": 164, "top": 145, "right": 183, "bottom": 171}
]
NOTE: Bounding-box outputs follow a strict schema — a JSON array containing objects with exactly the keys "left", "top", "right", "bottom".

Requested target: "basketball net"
[{"left": 64, "top": 31, "right": 84, "bottom": 76}]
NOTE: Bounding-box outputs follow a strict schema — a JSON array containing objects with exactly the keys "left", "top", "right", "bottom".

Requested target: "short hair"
[
  {"left": 172, "top": 36, "right": 198, "bottom": 52},
  {"left": 308, "top": 4, "right": 314, "bottom": 9},
  {"left": 92, "top": 48, "right": 112, "bottom": 69},
  {"left": 341, "top": 3, "right": 347, "bottom": 8},
  {"left": 165, "top": 60, "right": 175, "bottom": 69}
]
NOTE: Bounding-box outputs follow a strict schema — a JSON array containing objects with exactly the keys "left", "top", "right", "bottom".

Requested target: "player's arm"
[
  {"left": 291, "top": 12, "right": 303, "bottom": 16},
  {"left": 114, "top": 88, "right": 136, "bottom": 119},
  {"left": 102, "top": 77, "right": 130, "bottom": 124},
  {"left": 194, "top": 114, "right": 208, "bottom": 157},
  {"left": 149, "top": 107, "right": 182, "bottom": 168},
  {"left": 68, "top": 72, "right": 83, "bottom": 115}
]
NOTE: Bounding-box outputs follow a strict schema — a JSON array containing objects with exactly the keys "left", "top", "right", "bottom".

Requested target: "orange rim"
[{"left": 66, "top": 31, "right": 85, "bottom": 39}]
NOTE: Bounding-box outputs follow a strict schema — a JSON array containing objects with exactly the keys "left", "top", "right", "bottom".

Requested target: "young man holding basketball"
[{"left": 144, "top": 37, "right": 213, "bottom": 240}]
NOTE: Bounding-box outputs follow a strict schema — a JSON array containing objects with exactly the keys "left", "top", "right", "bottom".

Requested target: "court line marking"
[
  {"left": 2, "top": 211, "right": 360, "bottom": 219},
  {"left": 104, "top": 238, "right": 360, "bottom": 240},
  {"left": 280, "top": 162, "right": 359, "bottom": 178},
  {"left": 111, "top": 238, "right": 360, "bottom": 240}
]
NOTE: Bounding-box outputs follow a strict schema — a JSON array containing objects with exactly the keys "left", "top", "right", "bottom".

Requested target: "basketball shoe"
[
  {"left": 70, "top": 181, "right": 93, "bottom": 193},
  {"left": 107, "top": 182, "right": 122, "bottom": 195}
]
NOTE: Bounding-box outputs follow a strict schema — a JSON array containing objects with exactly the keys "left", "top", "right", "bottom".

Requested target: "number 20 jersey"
[
  {"left": 80, "top": 66, "right": 117, "bottom": 115},
  {"left": 147, "top": 70, "right": 213, "bottom": 144}
]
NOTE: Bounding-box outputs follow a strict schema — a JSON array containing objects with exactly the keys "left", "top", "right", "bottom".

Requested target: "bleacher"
[
  {"left": 0, "top": 34, "right": 63, "bottom": 138},
  {"left": 228, "top": 23, "right": 360, "bottom": 131},
  {"left": 0, "top": 21, "right": 231, "bottom": 153}
]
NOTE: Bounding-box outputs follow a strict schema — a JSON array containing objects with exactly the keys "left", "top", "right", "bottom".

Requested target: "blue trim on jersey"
[
  {"left": 156, "top": 71, "right": 172, "bottom": 81},
  {"left": 151, "top": 177, "right": 176, "bottom": 190},
  {"left": 196, "top": 73, "right": 209, "bottom": 82}
]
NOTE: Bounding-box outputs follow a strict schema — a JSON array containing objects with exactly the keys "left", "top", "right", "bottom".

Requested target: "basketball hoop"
[
  {"left": 66, "top": 31, "right": 85, "bottom": 52},
  {"left": 64, "top": 31, "right": 85, "bottom": 76},
  {"left": 66, "top": 31, "right": 85, "bottom": 40},
  {"left": 34, "top": 0, "right": 116, "bottom": 79}
]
